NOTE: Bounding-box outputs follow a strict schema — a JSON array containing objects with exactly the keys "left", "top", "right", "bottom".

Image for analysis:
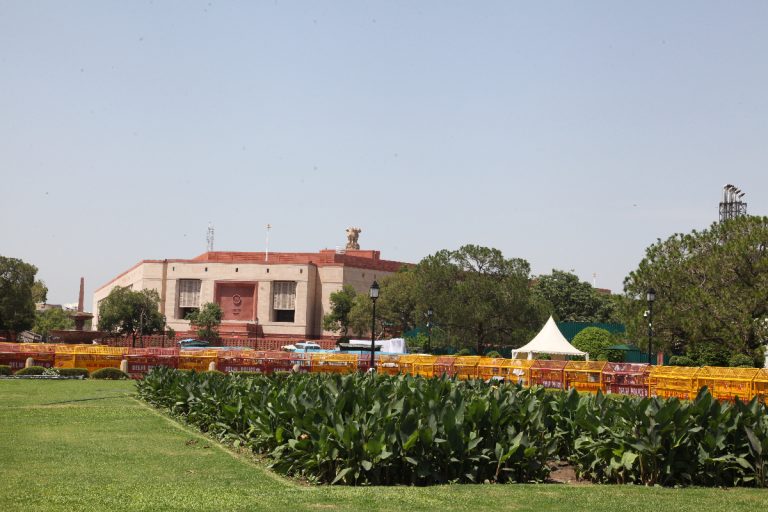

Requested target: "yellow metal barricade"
[
  {"left": 648, "top": 366, "right": 701, "bottom": 400},
  {"left": 754, "top": 369, "right": 768, "bottom": 404},
  {"left": 54, "top": 345, "right": 128, "bottom": 370},
  {"left": 20, "top": 343, "right": 57, "bottom": 353},
  {"left": 454, "top": 356, "right": 482, "bottom": 380},
  {"left": 376, "top": 354, "right": 402, "bottom": 375},
  {"left": 563, "top": 361, "right": 607, "bottom": 393},
  {"left": 178, "top": 349, "right": 219, "bottom": 371},
  {"left": 413, "top": 355, "right": 439, "bottom": 378},
  {"left": 309, "top": 353, "right": 358, "bottom": 374},
  {"left": 397, "top": 354, "right": 425, "bottom": 377},
  {"left": 477, "top": 358, "right": 512, "bottom": 381},
  {"left": 697, "top": 366, "right": 760, "bottom": 402},
  {"left": 508, "top": 359, "right": 534, "bottom": 386}
]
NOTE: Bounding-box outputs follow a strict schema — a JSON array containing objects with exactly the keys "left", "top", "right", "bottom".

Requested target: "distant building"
[{"left": 93, "top": 249, "right": 409, "bottom": 339}]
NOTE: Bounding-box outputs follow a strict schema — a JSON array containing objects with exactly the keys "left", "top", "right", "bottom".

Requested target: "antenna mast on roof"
[
  {"left": 265, "top": 224, "right": 272, "bottom": 262},
  {"left": 206, "top": 222, "right": 215, "bottom": 252}
]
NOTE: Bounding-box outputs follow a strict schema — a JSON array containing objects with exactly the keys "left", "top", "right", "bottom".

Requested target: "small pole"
[
  {"left": 265, "top": 224, "right": 271, "bottom": 262},
  {"left": 370, "top": 299, "right": 377, "bottom": 371},
  {"left": 369, "top": 281, "right": 379, "bottom": 372}
]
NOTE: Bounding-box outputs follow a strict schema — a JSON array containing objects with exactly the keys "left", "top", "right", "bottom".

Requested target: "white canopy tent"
[
  {"left": 348, "top": 338, "right": 407, "bottom": 354},
  {"left": 513, "top": 316, "right": 587, "bottom": 360}
]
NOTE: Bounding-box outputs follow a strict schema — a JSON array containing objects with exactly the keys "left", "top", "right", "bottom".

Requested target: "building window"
[
  {"left": 178, "top": 279, "right": 201, "bottom": 319},
  {"left": 272, "top": 281, "right": 296, "bottom": 323}
]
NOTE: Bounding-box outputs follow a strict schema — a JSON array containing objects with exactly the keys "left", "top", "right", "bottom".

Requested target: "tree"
[
  {"left": 415, "top": 245, "right": 547, "bottom": 354},
  {"left": 33, "top": 308, "right": 74, "bottom": 340},
  {"left": 532, "top": 270, "right": 618, "bottom": 322},
  {"left": 97, "top": 287, "right": 164, "bottom": 346},
  {"left": 622, "top": 216, "right": 768, "bottom": 361},
  {"left": 186, "top": 302, "right": 223, "bottom": 342},
  {"left": 571, "top": 327, "right": 623, "bottom": 361},
  {"left": 31, "top": 280, "right": 48, "bottom": 304},
  {"left": 347, "top": 270, "right": 420, "bottom": 340},
  {"left": 322, "top": 285, "right": 357, "bottom": 337},
  {"left": 0, "top": 256, "right": 39, "bottom": 339}
]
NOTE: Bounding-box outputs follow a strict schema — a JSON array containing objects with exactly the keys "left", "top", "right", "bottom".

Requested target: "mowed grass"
[{"left": 1, "top": 381, "right": 766, "bottom": 512}]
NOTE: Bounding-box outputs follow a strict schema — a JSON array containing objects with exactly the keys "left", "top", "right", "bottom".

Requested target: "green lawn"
[{"left": 0, "top": 380, "right": 766, "bottom": 512}]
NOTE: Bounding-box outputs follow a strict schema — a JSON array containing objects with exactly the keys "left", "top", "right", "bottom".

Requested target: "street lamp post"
[
  {"left": 647, "top": 288, "right": 656, "bottom": 365},
  {"left": 426, "top": 307, "right": 433, "bottom": 354},
  {"left": 369, "top": 281, "right": 379, "bottom": 372}
]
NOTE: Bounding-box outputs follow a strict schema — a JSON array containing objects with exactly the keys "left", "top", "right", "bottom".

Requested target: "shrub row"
[
  {"left": 137, "top": 368, "right": 768, "bottom": 487},
  {"left": 3, "top": 366, "right": 128, "bottom": 379}
]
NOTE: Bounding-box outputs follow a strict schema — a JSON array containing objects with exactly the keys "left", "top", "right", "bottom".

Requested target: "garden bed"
[{"left": 137, "top": 368, "right": 768, "bottom": 488}]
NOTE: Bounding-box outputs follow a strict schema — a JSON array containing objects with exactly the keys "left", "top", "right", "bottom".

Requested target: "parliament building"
[{"left": 93, "top": 248, "right": 408, "bottom": 339}]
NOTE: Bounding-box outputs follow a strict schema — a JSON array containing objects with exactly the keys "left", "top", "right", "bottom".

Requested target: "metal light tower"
[{"left": 719, "top": 184, "right": 748, "bottom": 222}]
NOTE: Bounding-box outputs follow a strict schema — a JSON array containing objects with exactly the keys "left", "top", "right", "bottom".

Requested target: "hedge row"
[
  {"left": 0, "top": 366, "right": 128, "bottom": 379},
  {"left": 138, "top": 368, "right": 768, "bottom": 487}
]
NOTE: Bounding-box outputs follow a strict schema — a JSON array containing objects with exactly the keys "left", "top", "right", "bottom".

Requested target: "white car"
[{"left": 295, "top": 341, "right": 322, "bottom": 351}]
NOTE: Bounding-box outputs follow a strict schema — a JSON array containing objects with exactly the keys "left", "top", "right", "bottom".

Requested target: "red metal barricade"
[
  {"left": 0, "top": 351, "right": 55, "bottom": 370},
  {"left": 602, "top": 363, "right": 650, "bottom": 397},
  {"left": 126, "top": 348, "right": 180, "bottom": 379},
  {"left": 258, "top": 351, "right": 295, "bottom": 374},
  {"left": 529, "top": 360, "right": 568, "bottom": 389},
  {"left": 216, "top": 349, "right": 260, "bottom": 373},
  {"left": 433, "top": 356, "right": 458, "bottom": 378}
]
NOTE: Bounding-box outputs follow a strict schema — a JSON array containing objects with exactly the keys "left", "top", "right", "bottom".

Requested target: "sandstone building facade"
[{"left": 93, "top": 249, "right": 408, "bottom": 338}]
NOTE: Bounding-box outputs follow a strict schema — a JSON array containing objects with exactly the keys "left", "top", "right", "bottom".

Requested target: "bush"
[
  {"left": 455, "top": 348, "right": 472, "bottom": 356},
  {"left": 687, "top": 342, "right": 730, "bottom": 367},
  {"left": 138, "top": 369, "right": 559, "bottom": 485},
  {"left": 137, "top": 369, "right": 768, "bottom": 488},
  {"left": 58, "top": 368, "right": 90, "bottom": 378},
  {"left": 484, "top": 350, "right": 501, "bottom": 358},
  {"left": 0, "top": 365, "right": 12, "bottom": 376},
  {"left": 669, "top": 355, "right": 697, "bottom": 367},
  {"left": 572, "top": 327, "right": 621, "bottom": 361},
  {"left": 728, "top": 354, "right": 755, "bottom": 368},
  {"left": 202, "top": 370, "right": 225, "bottom": 377},
  {"left": 90, "top": 367, "right": 129, "bottom": 380},
  {"left": 231, "top": 371, "right": 263, "bottom": 377},
  {"left": 15, "top": 366, "right": 46, "bottom": 376}
]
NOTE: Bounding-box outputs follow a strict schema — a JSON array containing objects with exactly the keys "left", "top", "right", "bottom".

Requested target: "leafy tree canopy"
[
  {"left": 33, "top": 307, "right": 74, "bottom": 339},
  {"left": 415, "top": 245, "right": 547, "bottom": 353},
  {"left": 31, "top": 280, "right": 48, "bottom": 304},
  {"left": 0, "top": 256, "right": 39, "bottom": 336},
  {"left": 347, "top": 245, "right": 548, "bottom": 354},
  {"left": 322, "top": 285, "right": 357, "bottom": 337},
  {"left": 622, "top": 216, "right": 768, "bottom": 361},
  {"left": 348, "top": 270, "right": 420, "bottom": 341},
  {"left": 97, "top": 287, "right": 164, "bottom": 343},
  {"left": 532, "top": 269, "right": 618, "bottom": 323},
  {"left": 571, "top": 327, "right": 623, "bottom": 361},
  {"left": 186, "top": 302, "right": 223, "bottom": 342}
]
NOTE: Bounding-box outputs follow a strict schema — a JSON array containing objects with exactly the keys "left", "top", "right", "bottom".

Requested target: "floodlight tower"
[{"left": 719, "top": 184, "right": 748, "bottom": 222}]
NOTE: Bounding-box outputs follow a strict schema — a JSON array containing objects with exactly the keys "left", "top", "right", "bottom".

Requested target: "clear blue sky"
[{"left": 2, "top": 1, "right": 767, "bottom": 308}]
